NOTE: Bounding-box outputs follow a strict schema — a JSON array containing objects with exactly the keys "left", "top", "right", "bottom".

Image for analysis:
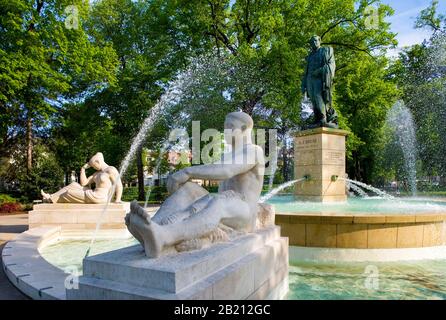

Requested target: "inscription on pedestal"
[
  {"left": 294, "top": 128, "right": 349, "bottom": 202},
  {"left": 296, "top": 137, "right": 320, "bottom": 150},
  {"left": 323, "top": 151, "right": 345, "bottom": 165}
]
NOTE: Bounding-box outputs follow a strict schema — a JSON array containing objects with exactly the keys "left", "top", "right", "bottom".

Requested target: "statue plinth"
[
  {"left": 294, "top": 127, "right": 349, "bottom": 202},
  {"left": 29, "top": 202, "right": 131, "bottom": 230},
  {"left": 67, "top": 226, "right": 288, "bottom": 300}
]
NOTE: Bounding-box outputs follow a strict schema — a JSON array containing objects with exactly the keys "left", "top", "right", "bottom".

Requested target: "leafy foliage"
[
  {"left": 2, "top": 0, "right": 443, "bottom": 201},
  {"left": 390, "top": 1, "right": 446, "bottom": 183}
]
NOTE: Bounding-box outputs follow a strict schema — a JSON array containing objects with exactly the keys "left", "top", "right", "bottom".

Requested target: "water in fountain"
[
  {"left": 347, "top": 181, "right": 368, "bottom": 198},
  {"left": 385, "top": 101, "right": 418, "bottom": 196},
  {"left": 343, "top": 178, "right": 394, "bottom": 199},
  {"left": 267, "top": 147, "right": 278, "bottom": 192},
  {"left": 259, "top": 178, "right": 306, "bottom": 203}
]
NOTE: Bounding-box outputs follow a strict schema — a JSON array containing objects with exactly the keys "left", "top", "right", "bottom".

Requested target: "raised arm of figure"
[
  {"left": 80, "top": 164, "right": 95, "bottom": 187},
  {"left": 185, "top": 162, "right": 255, "bottom": 180},
  {"left": 167, "top": 145, "right": 263, "bottom": 194}
]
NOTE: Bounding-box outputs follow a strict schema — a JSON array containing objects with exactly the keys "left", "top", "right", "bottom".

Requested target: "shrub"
[
  {"left": 203, "top": 185, "right": 219, "bottom": 193},
  {"left": 0, "top": 194, "right": 17, "bottom": 204},
  {"left": 122, "top": 186, "right": 169, "bottom": 203},
  {"left": 0, "top": 202, "right": 22, "bottom": 213}
]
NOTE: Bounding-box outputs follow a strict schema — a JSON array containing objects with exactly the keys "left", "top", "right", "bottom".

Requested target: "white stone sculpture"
[
  {"left": 126, "top": 112, "right": 266, "bottom": 258},
  {"left": 41, "top": 152, "right": 123, "bottom": 204}
]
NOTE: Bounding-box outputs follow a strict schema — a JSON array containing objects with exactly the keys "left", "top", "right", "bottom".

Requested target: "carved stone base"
[
  {"left": 66, "top": 226, "right": 288, "bottom": 300},
  {"left": 28, "top": 203, "right": 130, "bottom": 230},
  {"left": 294, "top": 127, "right": 349, "bottom": 202}
]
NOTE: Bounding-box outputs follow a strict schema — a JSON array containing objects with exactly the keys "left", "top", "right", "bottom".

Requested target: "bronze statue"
[{"left": 301, "top": 35, "right": 338, "bottom": 128}]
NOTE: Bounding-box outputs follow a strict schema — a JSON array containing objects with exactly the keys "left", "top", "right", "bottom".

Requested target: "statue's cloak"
[{"left": 321, "top": 46, "right": 335, "bottom": 106}]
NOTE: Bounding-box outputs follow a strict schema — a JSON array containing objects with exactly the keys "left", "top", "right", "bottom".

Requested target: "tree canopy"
[{"left": 1, "top": 0, "right": 444, "bottom": 200}]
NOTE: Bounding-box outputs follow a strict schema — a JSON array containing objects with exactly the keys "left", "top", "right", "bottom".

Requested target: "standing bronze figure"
[{"left": 301, "top": 35, "right": 338, "bottom": 128}]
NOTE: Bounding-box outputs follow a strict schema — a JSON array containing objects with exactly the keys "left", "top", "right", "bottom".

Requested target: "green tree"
[
  {"left": 80, "top": 0, "right": 208, "bottom": 200},
  {"left": 0, "top": 0, "right": 117, "bottom": 199},
  {"left": 391, "top": 0, "right": 446, "bottom": 184},
  {"left": 165, "top": 0, "right": 398, "bottom": 182}
]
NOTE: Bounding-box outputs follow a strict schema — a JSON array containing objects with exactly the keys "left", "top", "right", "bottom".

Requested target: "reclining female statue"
[
  {"left": 126, "top": 111, "right": 265, "bottom": 258},
  {"left": 41, "top": 152, "right": 123, "bottom": 204}
]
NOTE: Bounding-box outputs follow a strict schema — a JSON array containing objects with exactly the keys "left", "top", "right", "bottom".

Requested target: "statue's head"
[
  {"left": 224, "top": 112, "right": 254, "bottom": 146},
  {"left": 89, "top": 152, "right": 105, "bottom": 170},
  {"left": 309, "top": 35, "right": 321, "bottom": 51}
]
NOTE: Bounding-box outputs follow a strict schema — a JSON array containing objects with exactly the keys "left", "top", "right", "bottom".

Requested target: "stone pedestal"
[
  {"left": 294, "top": 127, "right": 349, "bottom": 202},
  {"left": 28, "top": 203, "right": 130, "bottom": 230},
  {"left": 67, "top": 226, "right": 288, "bottom": 300}
]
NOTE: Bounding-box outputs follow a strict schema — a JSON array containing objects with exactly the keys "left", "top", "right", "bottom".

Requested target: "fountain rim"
[
  {"left": 275, "top": 203, "right": 446, "bottom": 250},
  {"left": 269, "top": 195, "right": 446, "bottom": 221},
  {"left": 275, "top": 211, "right": 446, "bottom": 224},
  {"left": 1, "top": 227, "right": 67, "bottom": 300},
  {"left": 3, "top": 214, "right": 446, "bottom": 300},
  {"left": 1, "top": 227, "right": 131, "bottom": 300}
]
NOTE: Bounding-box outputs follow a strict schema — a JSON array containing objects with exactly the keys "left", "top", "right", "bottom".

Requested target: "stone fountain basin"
[
  {"left": 4, "top": 198, "right": 446, "bottom": 300},
  {"left": 276, "top": 211, "right": 446, "bottom": 249},
  {"left": 1, "top": 227, "right": 131, "bottom": 300},
  {"left": 276, "top": 209, "right": 446, "bottom": 262},
  {"left": 2, "top": 225, "right": 288, "bottom": 300}
]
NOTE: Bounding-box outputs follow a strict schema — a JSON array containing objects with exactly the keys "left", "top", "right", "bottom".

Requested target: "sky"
[{"left": 382, "top": 0, "right": 446, "bottom": 49}]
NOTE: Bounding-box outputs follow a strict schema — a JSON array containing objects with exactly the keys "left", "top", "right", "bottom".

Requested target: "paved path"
[{"left": 0, "top": 213, "right": 29, "bottom": 300}]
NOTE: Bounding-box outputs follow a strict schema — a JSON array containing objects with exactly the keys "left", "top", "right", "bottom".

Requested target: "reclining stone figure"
[
  {"left": 41, "top": 152, "right": 123, "bottom": 204},
  {"left": 126, "top": 111, "right": 266, "bottom": 258}
]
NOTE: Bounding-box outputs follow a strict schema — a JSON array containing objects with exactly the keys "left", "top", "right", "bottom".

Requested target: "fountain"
[
  {"left": 270, "top": 122, "right": 445, "bottom": 261},
  {"left": 267, "top": 127, "right": 445, "bottom": 261},
  {"left": 268, "top": 36, "right": 446, "bottom": 263},
  {"left": 67, "top": 112, "right": 288, "bottom": 300},
  {"left": 347, "top": 181, "right": 368, "bottom": 197},
  {"left": 343, "top": 178, "right": 394, "bottom": 199},
  {"left": 3, "top": 34, "right": 446, "bottom": 302},
  {"left": 260, "top": 178, "right": 305, "bottom": 203},
  {"left": 385, "top": 101, "right": 418, "bottom": 196},
  {"left": 293, "top": 127, "right": 349, "bottom": 202}
]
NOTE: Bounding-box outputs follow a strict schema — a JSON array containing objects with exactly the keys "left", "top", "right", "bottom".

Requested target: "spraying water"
[
  {"left": 267, "top": 147, "right": 278, "bottom": 192},
  {"left": 84, "top": 54, "right": 258, "bottom": 257},
  {"left": 343, "top": 178, "right": 394, "bottom": 199},
  {"left": 347, "top": 181, "right": 368, "bottom": 197},
  {"left": 385, "top": 101, "right": 418, "bottom": 196},
  {"left": 259, "top": 178, "right": 306, "bottom": 203},
  {"left": 84, "top": 58, "right": 206, "bottom": 258}
]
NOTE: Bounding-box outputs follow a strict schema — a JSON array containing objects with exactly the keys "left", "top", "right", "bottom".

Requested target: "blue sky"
[{"left": 382, "top": 0, "right": 445, "bottom": 48}]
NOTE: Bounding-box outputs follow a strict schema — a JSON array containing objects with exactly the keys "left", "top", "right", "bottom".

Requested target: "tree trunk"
[
  {"left": 136, "top": 147, "right": 145, "bottom": 201},
  {"left": 353, "top": 152, "right": 362, "bottom": 182},
  {"left": 26, "top": 115, "right": 33, "bottom": 172},
  {"left": 281, "top": 146, "right": 288, "bottom": 182}
]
